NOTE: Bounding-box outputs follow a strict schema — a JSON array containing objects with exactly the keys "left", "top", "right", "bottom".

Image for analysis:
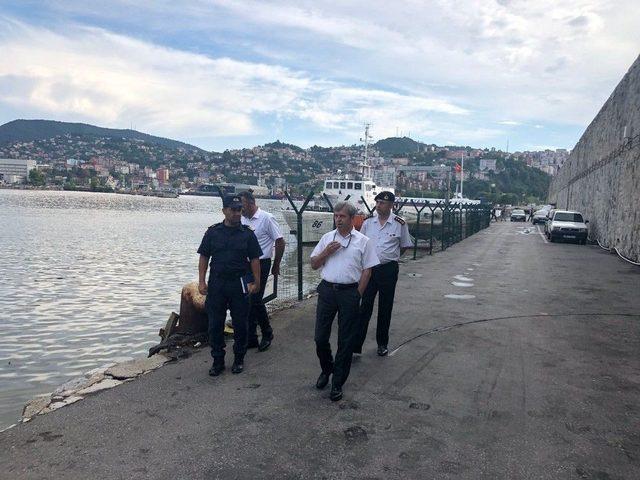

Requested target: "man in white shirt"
[
  {"left": 354, "top": 191, "right": 413, "bottom": 357},
  {"left": 310, "top": 201, "right": 379, "bottom": 401},
  {"left": 239, "top": 191, "right": 285, "bottom": 352}
]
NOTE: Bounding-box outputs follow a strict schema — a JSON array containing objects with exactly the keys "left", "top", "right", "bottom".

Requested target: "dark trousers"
[
  {"left": 248, "top": 258, "right": 273, "bottom": 343},
  {"left": 355, "top": 261, "right": 399, "bottom": 351},
  {"left": 314, "top": 281, "right": 361, "bottom": 388},
  {"left": 205, "top": 277, "right": 249, "bottom": 364}
]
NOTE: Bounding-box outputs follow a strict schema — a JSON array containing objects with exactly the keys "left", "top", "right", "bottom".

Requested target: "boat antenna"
[{"left": 359, "top": 123, "right": 373, "bottom": 179}]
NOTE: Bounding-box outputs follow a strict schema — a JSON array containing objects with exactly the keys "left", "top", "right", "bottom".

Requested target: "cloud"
[
  {"left": 498, "top": 120, "right": 522, "bottom": 126},
  {"left": 0, "top": 19, "right": 310, "bottom": 138},
  {"left": 1, "top": 1, "right": 639, "bottom": 150},
  {"left": 0, "top": 17, "right": 468, "bottom": 148},
  {"left": 202, "top": 0, "right": 638, "bottom": 126},
  {"left": 567, "top": 15, "right": 590, "bottom": 27}
]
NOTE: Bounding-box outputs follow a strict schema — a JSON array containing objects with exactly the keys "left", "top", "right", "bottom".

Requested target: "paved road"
[{"left": 2, "top": 221, "right": 639, "bottom": 479}]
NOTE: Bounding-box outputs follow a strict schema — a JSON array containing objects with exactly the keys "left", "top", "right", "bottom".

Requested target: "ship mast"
[{"left": 359, "top": 123, "right": 373, "bottom": 180}]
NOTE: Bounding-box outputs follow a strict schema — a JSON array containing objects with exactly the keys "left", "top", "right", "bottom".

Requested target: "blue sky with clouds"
[{"left": 0, "top": 0, "right": 638, "bottom": 152}]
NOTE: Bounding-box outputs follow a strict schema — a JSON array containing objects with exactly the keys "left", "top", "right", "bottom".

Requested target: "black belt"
[
  {"left": 321, "top": 280, "right": 358, "bottom": 290},
  {"left": 212, "top": 272, "right": 245, "bottom": 280},
  {"left": 374, "top": 260, "right": 398, "bottom": 268}
]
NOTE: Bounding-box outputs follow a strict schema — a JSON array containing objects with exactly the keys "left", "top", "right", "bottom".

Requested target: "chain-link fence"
[{"left": 267, "top": 192, "right": 492, "bottom": 306}]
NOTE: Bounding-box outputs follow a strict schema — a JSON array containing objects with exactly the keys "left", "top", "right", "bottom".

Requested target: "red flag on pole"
[{"left": 455, "top": 163, "right": 462, "bottom": 173}]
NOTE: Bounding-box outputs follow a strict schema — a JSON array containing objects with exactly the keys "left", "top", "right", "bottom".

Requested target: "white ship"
[
  {"left": 282, "top": 125, "right": 480, "bottom": 243},
  {"left": 283, "top": 124, "right": 396, "bottom": 243}
]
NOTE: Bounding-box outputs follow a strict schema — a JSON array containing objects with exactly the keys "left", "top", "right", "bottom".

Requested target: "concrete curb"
[{"left": 19, "top": 353, "right": 171, "bottom": 423}]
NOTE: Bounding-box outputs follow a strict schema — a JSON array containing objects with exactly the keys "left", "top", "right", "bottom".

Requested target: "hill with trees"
[
  {"left": 0, "top": 119, "right": 202, "bottom": 151},
  {"left": 461, "top": 157, "right": 551, "bottom": 204},
  {"left": 374, "top": 136, "right": 425, "bottom": 155}
]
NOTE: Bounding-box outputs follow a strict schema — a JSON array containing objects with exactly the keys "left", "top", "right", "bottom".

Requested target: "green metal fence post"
[
  {"left": 360, "top": 196, "right": 374, "bottom": 215},
  {"left": 410, "top": 200, "right": 427, "bottom": 260},
  {"left": 442, "top": 203, "right": 449, "bottom": 250},
  {"left": 284, "top": 190, "right": 315, "bottom": 301},
  {"left": 428, "top": 202, "right": 436, "bottom": 255}
]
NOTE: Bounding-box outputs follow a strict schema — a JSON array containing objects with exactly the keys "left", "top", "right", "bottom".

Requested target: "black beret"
[
  {"left": 375, "top": 191, "right": 395, "bottom": 202},
  {"left": 222, "top": 194, "right": 242, "bottom": 208}
]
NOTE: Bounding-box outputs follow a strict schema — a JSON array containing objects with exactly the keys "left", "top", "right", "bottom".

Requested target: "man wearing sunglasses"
[
  {"left": 198, "top": 194, "right": 262, "bottom": 377},
  {"left": 310, "top": 201, "right": 379, "bottom": 401},
  {"left": 353, "top": 191, "right": 412, "bottom": 357}
]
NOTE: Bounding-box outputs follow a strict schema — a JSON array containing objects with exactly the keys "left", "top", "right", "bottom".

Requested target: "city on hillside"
[{"left": 0, "top": 121, "right": 568, "bottom": 205}]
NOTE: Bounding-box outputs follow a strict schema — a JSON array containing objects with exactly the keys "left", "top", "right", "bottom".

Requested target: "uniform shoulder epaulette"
[
  {"left": 394, "top": 215, "right": 406, "bottom": 225},
  {"left": 209, "top": 222, "right": 222, "bottom": 229},
  {"left": 242, "top": 224, "right": 255, "bottom": 231}
]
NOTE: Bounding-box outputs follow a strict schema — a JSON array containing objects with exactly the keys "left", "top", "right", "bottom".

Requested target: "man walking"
[
  {"left": 354, "top": 191, "right": 412, "bottom": 357},
  {"left": 198, "top": 195, "right": 262, "bottom": 376},
  {"left": 239, "top": 191, "right": 285, "bottom": 351},
  {"left": 310, "top": 201, "right": 379, "bottom": 401}
]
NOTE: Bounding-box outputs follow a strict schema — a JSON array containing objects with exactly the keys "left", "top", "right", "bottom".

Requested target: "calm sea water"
[{"left": 0, "top": 190, "right": 317, "bottom": 429}]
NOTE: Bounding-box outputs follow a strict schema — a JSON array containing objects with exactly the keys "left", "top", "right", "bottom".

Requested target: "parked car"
[
  {"left": 532, "top": 209, "right": 549, "bottom": 224},
  {"left": 510, "top": 209, "right": 527, "bottom": 222},
  {"left": 546, "top": 210, "right": 589, "bottom": 244}
]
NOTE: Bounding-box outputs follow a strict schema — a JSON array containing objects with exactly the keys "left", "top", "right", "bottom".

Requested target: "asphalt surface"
[{"left": 1, "top": 221, "right": 639, "bottom": 479}]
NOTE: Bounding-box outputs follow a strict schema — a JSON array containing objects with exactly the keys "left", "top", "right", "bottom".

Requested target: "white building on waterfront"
[{"left": 0, "top": 158, "right": 36, "bottom": 183}]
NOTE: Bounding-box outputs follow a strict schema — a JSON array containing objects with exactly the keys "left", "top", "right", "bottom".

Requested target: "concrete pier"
[{"left": 1, "top": 221, "right": 639, "bottom": 479}]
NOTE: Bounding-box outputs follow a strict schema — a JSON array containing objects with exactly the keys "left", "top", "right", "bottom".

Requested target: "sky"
[{"left": 0, "top": 1, "right": 638, "bottom": 152}]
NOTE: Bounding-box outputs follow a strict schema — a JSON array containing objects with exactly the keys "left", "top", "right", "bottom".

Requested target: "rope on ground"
[{"left": 596, "top": 238, "right": 640, "bottom": 266}]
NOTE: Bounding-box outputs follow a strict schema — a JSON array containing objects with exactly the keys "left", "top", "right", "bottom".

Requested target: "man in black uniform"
[{"left": 198, "top": 195, "right": 262, "bottom": 376}]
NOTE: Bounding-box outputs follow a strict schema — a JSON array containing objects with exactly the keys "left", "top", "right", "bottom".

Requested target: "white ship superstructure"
[
  {"left": 283, "top": 124, "right": 396, "bottom": 242},
  {"left": 282, "top": 125, "right": 480, "bottom": 243}
]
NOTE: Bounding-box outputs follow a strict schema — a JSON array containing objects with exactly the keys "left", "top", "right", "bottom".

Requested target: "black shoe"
[
  {"left": 231, "top": 359, "right": 244, "bottom": 374},
  {"left": 330, "top": 384, "right": 343, "bottom": 401},
  {"left": 247, "top": 339, "right": 259, "bottom": 349},
  {"left": 352, "top": 346, "right": 362, "bottom": 355},
  {"left": 316, "top": 372, "right": 331, "bottom": 390},
  {"left": 377, "top": 345, "right": 389, "bottom": 356},
  {"left": 258, "top": 334, "right": 273, "bottom": 352},
  {"left": 208, "top": 363, "right": 225, "bottom": 376}
]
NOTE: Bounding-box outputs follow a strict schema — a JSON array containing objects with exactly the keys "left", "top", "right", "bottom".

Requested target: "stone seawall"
[{"left": 548, "top": 55, "right": 640, "bottom": 263}]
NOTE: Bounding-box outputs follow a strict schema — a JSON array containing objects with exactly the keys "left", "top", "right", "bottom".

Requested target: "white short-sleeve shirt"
[
  {"left": 241, "top": 208, "right": 283, "bottom": 260},
  {"left": 310, "top": 228, "right": 380, "bottom": 284},
  {"left": 360, "top": 213, "right": 413, "bottom": 264}
]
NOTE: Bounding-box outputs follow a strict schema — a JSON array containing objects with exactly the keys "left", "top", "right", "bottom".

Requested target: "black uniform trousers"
[
  {"left": 354, "top": 261, "right": 399, "bottom": 351},
  {"left": 248, "top": 258, "right": 273, "bottom": 343},
  {"left": 314, "top": 280, "right": 361, "bottom": 388},
  {"left": 205, "top": 276, "right": 249, "bottom": 364}
]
